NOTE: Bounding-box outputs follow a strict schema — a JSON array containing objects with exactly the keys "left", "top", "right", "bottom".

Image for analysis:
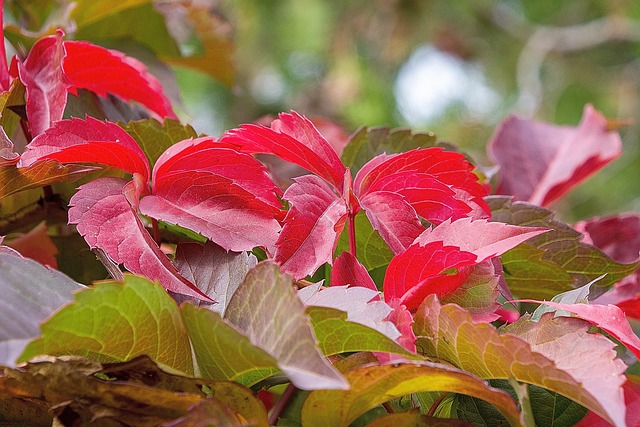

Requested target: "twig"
[{"left": 268, "top": 383, "right": 297, "bottom": 425}]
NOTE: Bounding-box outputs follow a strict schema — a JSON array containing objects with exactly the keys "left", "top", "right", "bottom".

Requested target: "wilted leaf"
[
  {"left": 161, "top": 398, "right": 250, "bottom": 427},
  {"left": 20, "top": 116, "right": 150, "bottom": 178},
  {"left": 224, "top": 262, "right": 348, "bottom": 390},
  {"left": 301, "top": 363, "right": 523, "bottom": 427},
  {"left": 68, "top": 177, "right": 207, "bottom": 299},
  {"left": 174, "top": 241, "right": 257, "bottom": 314},
  {"left": 19, "top": 275, "right": 194, "bottom": 375},
  {"left": 414, "top": 295, "right": 626, "bottom": 427},
  {"left": 63, "top": 40, "right": 177, "bottom": 119},
  {"left": 341, "top": 126, "right": 437, "bottom": 173},
  {"left": 488, "top": 196, "right": 640, "bottom": 295},
  {"left": 120, "top": 118, "right": 198, "bottom": 170},
  {"left": 274, "top": 175, "right": 348, "bottom": 278},
  {"left": 488, "top": 105, "right": 622, "bottom": 206},
  {"left": 305, "top": 306, "right": 418, "bottom": 358},
  {"left": 16, "top": 30, "right": 69, "bottom": 137}
]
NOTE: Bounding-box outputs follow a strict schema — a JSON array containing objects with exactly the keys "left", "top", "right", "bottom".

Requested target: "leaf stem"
[
  {"left": 151, "top": 218, "right": 161, "bottom": 246},
  {"left": 382, "top": 402, "right": 395, "bottom": 414},
  {"left": 427, "top": 392, "right": 450, "bottom": 417},
  {"left": 348, "top": 212, "right": 357, "bottom": 257},
  {"left": 268, "top": 383, "right": 297, "bottom": 425}
]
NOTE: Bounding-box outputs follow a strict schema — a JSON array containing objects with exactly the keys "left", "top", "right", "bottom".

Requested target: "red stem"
[
  {"left": 348, "top": 212, "right": 356, "bottom": 257},
  {"left": 268, "top": 383, "right": 297, "bottom": 425},
  {"left": 427, "top": 393, "right": 450, "bottom": 417},
  {"left": 151, "top": 218, "right": 161, "bottom": 246},
  {"left": 0, "top": 0, "right": 10, "bottom": 91}
]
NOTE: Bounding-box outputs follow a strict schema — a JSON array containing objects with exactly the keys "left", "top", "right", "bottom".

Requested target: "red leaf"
[
  {"left": 518, "top": 299, "right": 640, "bottom": 360},
  {"left": 5, "top": 222, "right": 58, "bottom": 268},
  {"left": 383, "top": 241, "right": 477, "bottom": 311},
  {"left": 17, "top": 30, "right": 70, "bottom": 137},
  {"left": 354, "top": 148, "right": 489, "bottom": 217},
  {"left": 68, "top": 177, "right": 209, "bottom": 300},
  {"left": 221, "top": 111, "right": 347, "bottom": 191},
  {"left": 20, "top": 117, "right": 150, "bottom": 179},
  {"left": 274, "top": 175, "right": 348, "bottom": 279},
  {"left": 414, "top": 217, "right": 549, "bottom": 262},
  {"left": 63, "top": 41, "right": 177, "bottom": 120},
  {"left": 488, "top": 105, "right": 622, "bottom": 206},
  {"left": 577, "top": 213, "right": 640, "bottom": 264},
  {"left": 331, "top": 251, "right": 378, "bottom": 293},
  {"left": 575, "top": 375, "right": 640, "bottom": 427}
]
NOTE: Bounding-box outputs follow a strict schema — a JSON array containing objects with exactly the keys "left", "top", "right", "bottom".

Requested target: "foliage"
[{"left": 1, "top": 2, "right": 640, "bottom": 426}]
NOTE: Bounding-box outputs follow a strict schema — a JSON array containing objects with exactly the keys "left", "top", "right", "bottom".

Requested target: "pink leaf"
[
  {"left": 576, "top": 213, "right": 640, "bottom": 264},
  {"left": 221, "top": 111, "right": 347, "bottom": 191},
  {"left": 488, "top": 104, "right": 622, "bottom": 206},
  {"left": 359, "top": 191, "right": 424, "bottom": 254},
  {"left": 17, "top": 30, "right": 70, "bottom": 137},
  {"left": 274, "top": 175, "right": 348, "bottom": 279},
  {"left": 331, "top": 251, "right": 378, "bottom": 293},
  {"left": 20, "top": 117, "right": 150, "bottom": 179},
  {"left": 63, "top": 41, "right": 177, "bottom": 120},
  {"left": 414, "top": 217, "right": 549, "bottom": 262},
  {"left": 354, "top": 148, "right": 489, "bottom": 217},
  {"left": 68, "top": 177, "right": 209, "bottom": 300},
  {"left": 5, "top": 222, "right": 58, "bottom": 268},
  {"left": 575, "top": 375, "right": 640, "bottom": 427},
  {"left": 383, "top": 241, "right": 477, "bottom": 311},
  {"left": 518, "top": 299, "right": 640, "bottom": 360}
]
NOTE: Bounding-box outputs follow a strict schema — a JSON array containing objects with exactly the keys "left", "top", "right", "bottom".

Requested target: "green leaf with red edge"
[
  {"left": 18, "top": 274, "right": 194, "bottom": 375},
  {"left": 488, "top": 196, "right": 640, "bottom": 296},
  {"left": 0, "top": 159, "right": 97, "bottom": 200},
  {"left": 301, "top": 363, "right": 524, "bottom": 427},
  {"left": 20, "top": 117, "right": 151, "bottom": 179},
  {"left": 414, "top": 295, "right": 627, "bottom": 427},
  {"left": 15, "top": 29, "right": 69, "bottom": 137},
  {"left": 119, "top": 118, "right": 198, "bottom": 171},
  {"left": 63, "top": 40, "right": 177, "bottom": 120},
  {"left": 341, "top": 126, "right": 437, "bottom": 173},
  {"left": 222, "top": 262, "right": 348, "bottom": 390}
]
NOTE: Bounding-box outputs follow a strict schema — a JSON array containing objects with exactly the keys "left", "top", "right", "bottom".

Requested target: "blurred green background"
[{"left": 6, "top": 0, "right": 640, "bottom": 221}]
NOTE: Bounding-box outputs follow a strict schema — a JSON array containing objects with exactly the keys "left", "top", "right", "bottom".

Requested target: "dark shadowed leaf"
[
  {"left": 488, "top": 196, "right": 640, "bottom": 296},
  {"left": 488, "top": 105, "right": 622, "bottom": 206},
  {"left": 224, "top": 262, "right": 348, "bottom": 390},
  {"left": 414, "top": 296, "right": 626, "bottom": 427},
  {"left": 301, "top": 363, "right": 523, "bottom": 427},
  {"left": 19, "top": 275, "right": 194, "bottom": 374},
  {"left": 365, "top": 412, "right": 473, "bottom": 427}
]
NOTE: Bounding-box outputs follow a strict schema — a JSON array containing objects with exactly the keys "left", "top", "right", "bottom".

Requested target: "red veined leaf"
[
  {"left": 274, "top": 175, "right": 348, "bottom": 279},
  {"left": 63, "top": 41, "right": 177, "bottom": 120},
  {"left": 68, "top": 177, "right": 210, "bottom": 300},
  {"left": 575, "top": 375, "right": 640, "bottom": 427},
  {"left": 516, "top": 299, "right": 640, "bottom": 360},
  {"left": 331, "top": 251, "right": 378, "bottom": 293},
  {"left": 354, "top": 148, "right": 489, "bottom": 216},
  {"left": 140, "top": 171, "right": 281, "bottom": 253},
  {"left": 20, "top": 117, "right": 150, "bottom": 179},
  {"left": 0, "top": 159, "right": 97, "bottom": 199},
  {"left": 414, "top": 218, "right": 549, "bottom": 262},
  {"left": 359, "top": 190, "right": 424, "bottom": 254},
  {"left": 383, "top": 241, "right": 477, "bottom": 311},
  {"left": 221, "top": 111, "right": 347, "bottom": 191},
  {"left": 153, "top": 137, "right": 283, "bottom": 210},
  {"left": 488, "top": 104, "right": 622, "bottom": 206},
  {"left": 16, "top": 29, "right": 70, "bottom": 137}
]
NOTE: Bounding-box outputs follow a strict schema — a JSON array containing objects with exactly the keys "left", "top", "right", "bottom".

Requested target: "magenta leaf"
[
  {"left": 414, "top": 217, "right": 549, "bottom": 262},
  {"left": 63, "top": 41, "right": 177, "bottom": 120},
  {"left": 68, "top": 177, "right": 209, "bottom": 300},
  {"left": 20, "top": 117, "right": 150, "bottom": 179},
  {"left": 16, "top": 30, "right": 70, "bottom": 137},
  {"left": 575, "top": 375, "right": 640, "bottom": 427},
  {"left": 330, "top": 251, "right": 378, "bottom": 293},
  {"left": 576, "top": 213, "right": 640, "bottom": 264},
  {"left": 517, "top": 298, "right": 640, "bottom": 360},
  {"left": 274, "top": 175, "right": 348, "bottom": 279},
  {"left": 383, "top": 241, "right": 477, "bottom": 311},
  {"left": 221, "top": 111, "right": 347, "bottom": 191},
  {"left": 488, "top": 104, "right": 622, "bottom": 206}
]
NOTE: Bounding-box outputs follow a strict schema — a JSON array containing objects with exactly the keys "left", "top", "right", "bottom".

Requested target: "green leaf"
[
  {"left": 301, "top": 363, "right": 523, "bottom": 426},
  {"left": 366, "top": 411, "right": 474, "bottom": 426},
  {"left": 413, "top": 295, "right": 625, "bottom": 427},
  {"left": 180, "top": 304, "right": 280, "bottom": 386},
  {"left": 19, "top": 274, "right": 194, "bottom": 375},
  {"left": 223, "top": 262, "right": 348, "bottom": 390},
  {"left": 74, "top": 3, "right": 182, "bottom": 58},
  {"left": 335, "top": 211, "right": 393, "bottom": 271},
  {"left": 306, "top": 306, "right": 420, "bottom": 359},
  {"left": 120, "top": 118, "right": 198, "bottom": 170},
  {"left": 487, "top": 196, "right": 639, "bottom": 297},
  {"left": 341, "top": 127, "right": 437, "bottom": 173}
]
